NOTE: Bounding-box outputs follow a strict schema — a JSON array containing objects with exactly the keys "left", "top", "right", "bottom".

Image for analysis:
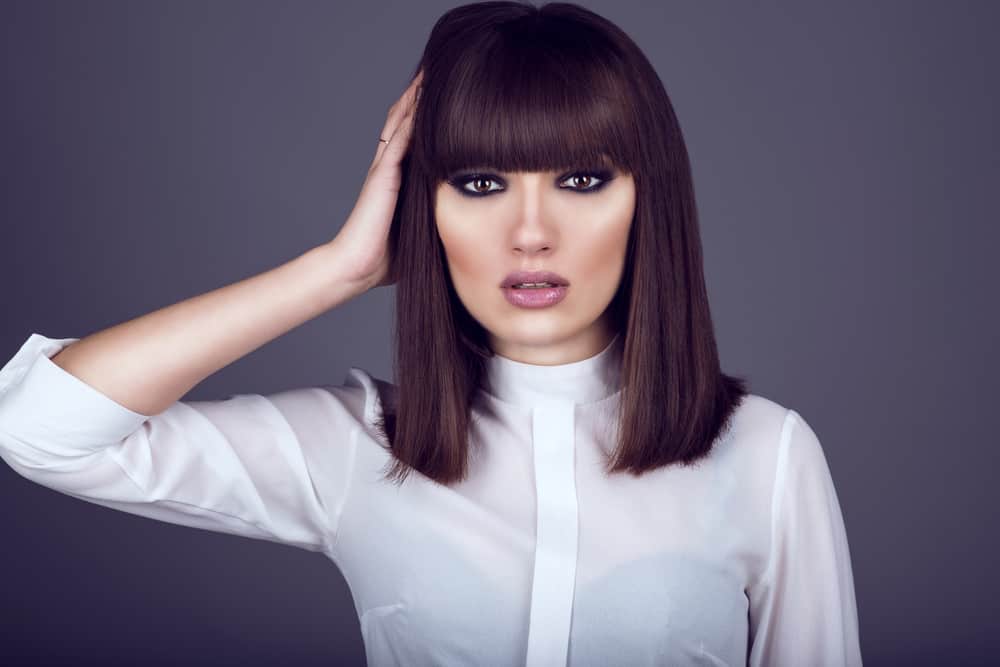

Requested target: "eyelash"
[{"left": 447, "top": 168, "right": 615, "bottom": 197}]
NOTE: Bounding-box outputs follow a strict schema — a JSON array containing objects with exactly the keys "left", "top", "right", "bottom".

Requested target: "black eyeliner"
[
  {"left": 448, "top": 167, "right": 614, "bottom": 197},
  {"left": 446, "top": 172, "right": 505, "bottom": 198},
  {"left": 562, "top": 168, "right": 615, "bottom": 194}
]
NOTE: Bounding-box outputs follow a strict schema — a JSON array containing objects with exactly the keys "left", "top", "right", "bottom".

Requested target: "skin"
[{"left": 434, "top": 164, "right": 636, "bottom": 366}]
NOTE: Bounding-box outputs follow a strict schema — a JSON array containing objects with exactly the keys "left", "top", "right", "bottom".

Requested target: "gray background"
[{"left": 1, "top": 1, "right": 996, "bottom": 664}]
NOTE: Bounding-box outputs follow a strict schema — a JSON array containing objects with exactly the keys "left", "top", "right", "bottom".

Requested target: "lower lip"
[{"left": 501, "top": 285, "right": 569, "bottom": 308}]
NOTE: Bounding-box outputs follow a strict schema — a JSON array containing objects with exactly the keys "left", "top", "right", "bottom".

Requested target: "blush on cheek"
[{"left": 439, "top": 240, "right": 476, "bottom": 285}]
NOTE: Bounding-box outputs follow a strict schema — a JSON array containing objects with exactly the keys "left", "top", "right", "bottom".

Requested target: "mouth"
[{"left": 499, "top": 270, "right": 570, "bottom": 289}]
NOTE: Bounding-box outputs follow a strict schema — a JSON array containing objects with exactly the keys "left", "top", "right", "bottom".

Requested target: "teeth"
[{"left": 512, "top": 282, "right": 557, "bottom": 288}]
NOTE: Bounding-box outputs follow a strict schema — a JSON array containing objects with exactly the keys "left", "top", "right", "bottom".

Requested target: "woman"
[{"left": 0, "top": 2, "right": 862, "bottom": 665}]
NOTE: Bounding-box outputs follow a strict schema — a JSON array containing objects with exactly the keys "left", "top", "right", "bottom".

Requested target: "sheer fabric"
[{"left": 0, "top": 332, "right": 862, "bottom": 666}]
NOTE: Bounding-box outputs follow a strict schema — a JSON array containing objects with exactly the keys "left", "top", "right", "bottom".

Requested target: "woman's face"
[{"left": 434, "top": 163, "right": 635, "bottom": 365}]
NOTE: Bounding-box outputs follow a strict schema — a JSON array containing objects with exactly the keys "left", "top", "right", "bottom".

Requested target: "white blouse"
[{"left": 0, "top": 331, "right": 862, "bottom": 666}]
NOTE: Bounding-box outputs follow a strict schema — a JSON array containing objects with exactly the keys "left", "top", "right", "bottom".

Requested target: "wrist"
[{"left": 301, "top": 241, "right": 368, "bottom": 313}]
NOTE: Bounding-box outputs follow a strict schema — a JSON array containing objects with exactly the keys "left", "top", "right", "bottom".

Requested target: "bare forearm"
[{"left": 49, "top": 242, "right": 363, "bottom": 416}]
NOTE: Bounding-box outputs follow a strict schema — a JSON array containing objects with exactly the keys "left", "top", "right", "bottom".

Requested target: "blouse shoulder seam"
[
  {"left": 328, "top": 424, "right": 359, "bottom": 559},
  {"left": 760, "top": 408, "right": 799, "bottom": 585},
  {"left": 327, "top": 367, "right": 372, "bottom": 559}
]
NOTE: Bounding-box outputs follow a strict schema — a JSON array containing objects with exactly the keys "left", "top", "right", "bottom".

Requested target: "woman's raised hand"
[{"left": 331, "top": 69, "right": 424, "bottom": 293}]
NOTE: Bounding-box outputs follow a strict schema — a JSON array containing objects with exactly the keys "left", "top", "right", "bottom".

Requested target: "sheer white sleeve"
[
  {"left": 0, "top": 333, "right": 363, "bottom": 555},
  {"left": 747, "top": 408, "right": 863, "bottom": 666}
]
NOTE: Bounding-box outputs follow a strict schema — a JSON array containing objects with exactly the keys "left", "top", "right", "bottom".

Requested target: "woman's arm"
[
  {"left": 0, "top": 242, "right": 367, "bottom": 555},
  {"left": 0, "top": 240, "right": 375, "bottom": 554},
  {"left": 0, "top": 69, "right": 423, "bottom": 554},
  {"left": 50, "top": 241, "right": 363, "bottom": 417}
]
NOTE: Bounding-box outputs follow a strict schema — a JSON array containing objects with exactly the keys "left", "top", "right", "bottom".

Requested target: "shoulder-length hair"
[{"left": 373, "top": 0, "right": 750, "bottom": 486}]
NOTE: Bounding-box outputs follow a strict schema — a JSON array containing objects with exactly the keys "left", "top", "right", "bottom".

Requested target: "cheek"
[
  {"left": 435, "top": 213, "right": 494, "bottom": 284},
  {"left": 437, "top": 223, "right": 467, "bottom": 264},
  {"left": 578, "top": 207, "right": 633, "bottom": 283}
]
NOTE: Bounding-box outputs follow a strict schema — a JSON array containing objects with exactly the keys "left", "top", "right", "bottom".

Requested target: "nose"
[{"left": 510, "top": 174, "right": 555, "bottom": 256}]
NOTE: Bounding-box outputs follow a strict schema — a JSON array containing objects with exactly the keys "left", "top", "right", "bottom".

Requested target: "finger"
[
  {"left": 372, "top": 71, "right": 424, "bottom": 163},
  {"left": 373, "top": 73, "right": 422, "bottom": 163},
  {"left": 371, "top": 105, "right": 416, "bottom": 175},
  {"left": 375, "top": 72, "right": 420, "bottom": 140}
]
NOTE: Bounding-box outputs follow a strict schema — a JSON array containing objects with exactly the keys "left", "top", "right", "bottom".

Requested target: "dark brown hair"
[{"left": 373, "top": 1, "right": 750, "bottom": 486}]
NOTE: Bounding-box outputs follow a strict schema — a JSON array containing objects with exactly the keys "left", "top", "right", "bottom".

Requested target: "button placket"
[{"left": 524, "top": 397, "right": 579, "bottom": 667}]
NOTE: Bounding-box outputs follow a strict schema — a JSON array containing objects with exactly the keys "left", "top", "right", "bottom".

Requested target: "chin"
[{"left": 493, "top": 326, "right": 577, "bottom": 347}]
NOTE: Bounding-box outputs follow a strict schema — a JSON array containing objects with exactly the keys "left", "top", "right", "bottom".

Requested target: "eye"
[
  {"left": 447, "top": 168, "right": 615, "bottom": 198},
  {"left": 452, "top": 174, "right": 504, "bottom": 196},
  {"left": 558, "top": 170, "right": 613, "bottom": 192}
]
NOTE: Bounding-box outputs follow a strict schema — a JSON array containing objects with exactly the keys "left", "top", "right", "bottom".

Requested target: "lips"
[{"left": 500, "top": 270, "right": 570, "bottom": 288}]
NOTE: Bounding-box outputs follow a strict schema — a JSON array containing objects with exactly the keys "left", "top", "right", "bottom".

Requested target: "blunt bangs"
[{"left": 414, "top": 10, "right": 640, "bottom": 182}]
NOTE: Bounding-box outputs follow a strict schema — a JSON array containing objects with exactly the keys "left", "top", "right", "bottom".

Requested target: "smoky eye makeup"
[{"left": 446, "top": 166, "right": 617, "bottom": 198}]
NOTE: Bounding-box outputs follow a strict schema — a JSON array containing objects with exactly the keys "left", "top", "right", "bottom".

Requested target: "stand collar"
[{"left": 480, "top": 332, "right": 623, "bottom": 407}]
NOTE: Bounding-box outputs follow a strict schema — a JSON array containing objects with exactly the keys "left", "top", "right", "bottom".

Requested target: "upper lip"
[{"left": 500, "top": 270, "right": 570, "bottom": 288}]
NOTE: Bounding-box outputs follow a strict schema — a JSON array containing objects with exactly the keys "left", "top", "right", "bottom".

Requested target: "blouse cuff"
[{"left": 0, "top": 333, "right": 150, "bottom": 457}]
